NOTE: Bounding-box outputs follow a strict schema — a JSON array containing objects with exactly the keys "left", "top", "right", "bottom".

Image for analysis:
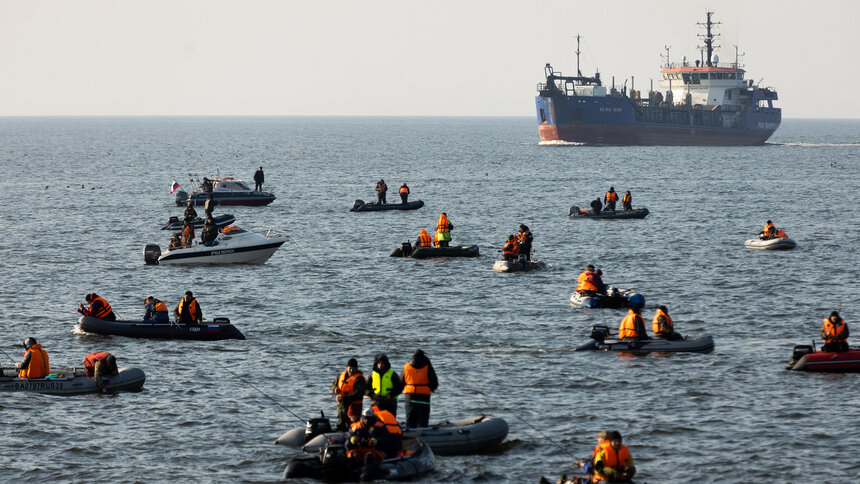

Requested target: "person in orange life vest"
[
  {"left": 619, "top": 306, "right": 648, "bottom": 341},
  {"left": 758, "top": 220, "right": 776, "bottom": 240},
  {"left": 435, "top": 213, "right": 453, "bottom": 247},
  {"left": 592, "top": 431, "right": 635, "bottom": 482},
  {"left": 604, "top": 187, "right": 618, "bottom": 211},
  {"left": 16, "top": 337, "right": 50, "bottom": 379},
  {"left": 332, "top": 358, "right": 367, "bottom": 431},
  {"left": 576, "top": 430, "right": 609, "bottom": 477},
  {"left": 346, "top": 407, "right": 393, "bottom": 473},
  {"left": 402, "top": 349, "right": 439, "bottom": 428},
  {"left": 367, "top": 353, "right": 403, "bottom": 417},
  {"left": 175, "top": 291, "right": 202, "bottom": 325},
  {"left": 399, "top": 183, "right": 410, "bottom": 204},
  {"left": 577, "top": 265, "right": 605, "bottom": 295},
  {"left": 652, "top": 305, "right": 683, "bottom": 341},
  {"left": 820, "top": 311, "right": 849, "bottom": 352},
  {"left": 375, "top": 179, "right": 388, "bottom": 204},
  {"left": 370, "top": 404, "right": 403, "bottom": 457},
  {"left": 621, "top": 191, "right": 632, "bottom": 211},
  {"left": 416, "top": 229, "right": 433, "bottom": 248},
  {"left": 181, "top": 219, "right": 195, "bottom": 247},
  {"left": 77, "top": 293, "right": 117, "bottom": 321},
  {"left": 502, "top": 234, "right": 520, "bottom": 261},
  {"left": 143, "top": 296, "right": 170, "bottom": 323},
  {"left": 84, "top": 352, "right": 118, "bottom": 391},
  {"left": 775, "top": 228, "right": 788, "bottom": 238},
  {"left": 517, "top": 224, "right": 533, "bottom": 261}
]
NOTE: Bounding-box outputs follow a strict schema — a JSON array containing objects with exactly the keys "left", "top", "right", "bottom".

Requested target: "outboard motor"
[
  {"left": 607, "top": 286, "right": 620, "bottom": 297},
  {"left": 569, "top": 206, "right": 580, "bottom": 216},
  {"left": 352, "top": 199, "right": 364, "bottom": 209},
  {"left": 143, "top": 244, "right": 161, "bottom": 265},
  {"left": 320, "top": 444, "right": 349, "bottom": 482},
  {"left": 174, "top": 189, "right": 188, "bottom": 206},
  {"left": 304, "top": 411, "right": 333, "bottom": 443},
  {"left": 399, "top": 241, "right": 413, "bottom": 257},
  {"left": 590, "top": 325, "right": 610, "bottom": 341},
  {"left": 166, "top": 215, "right": 179, "bottom": 225},
  {"left": 791, "top": 345, "right": 814, "bottom": 362}
]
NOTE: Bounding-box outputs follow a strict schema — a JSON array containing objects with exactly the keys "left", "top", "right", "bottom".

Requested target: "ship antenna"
[
  {"left": 575, "top": 34, "right": 582, "bottom": 77},
  {"left": 733, "top": 44, "right": 745, "bottom": 69},
  {"left": 697, "top": 10, "right": 721, "bottom": 66},
  {"left": 661, "top": 45, "right": 671, "bottom": 68}
]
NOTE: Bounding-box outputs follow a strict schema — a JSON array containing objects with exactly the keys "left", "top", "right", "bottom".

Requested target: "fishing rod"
[
  {"left": 0, "top": 346, "right": 18, "bottom": 364},
  {"left": 222, "top": 366, "right": 306, "bottom": 424},
  {"left": 285, "top": 234, "right": 317, "bottom": 264}
]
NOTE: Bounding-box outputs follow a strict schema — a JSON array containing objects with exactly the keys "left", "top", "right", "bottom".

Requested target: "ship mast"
[
  {"left": 697, "top": 11, "right": 721, "bottom": 66},
  {"left": 575, "top": 34, "right": 582, "bottom": 77}
]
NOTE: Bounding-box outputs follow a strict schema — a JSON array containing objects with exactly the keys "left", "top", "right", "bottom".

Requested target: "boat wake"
[
  {"left": 538, "top": 140, "right": 585, "bottom": 146},
  {"left": 776, "top": 142, "right": 860, "bottom": 147}
]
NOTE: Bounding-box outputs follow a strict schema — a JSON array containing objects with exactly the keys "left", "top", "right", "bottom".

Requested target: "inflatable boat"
[
  {"left": 569, "top": 287, "right": 644, "bottom": 309},
  {"left": 350, "top": 199, "right": 424, "bottom": 212},
  {"left": 160, "top": 214, "right": 235, "bottom": 231},
  {"left": 277, "top": 414, "right": 509, "bottom": 456},
  {"left": 0, "top": 367, "right": 146, "bottom": 395},
  {"left": 574, "top": 325, "right": 714, "bottom": 353},
  {"left": 493, "top": 259, "right": 547, "bottom": 273},
  {"left": 568, "top": 206, "right": 650, "bottom": 219},
  {"left": 390, "top": 241, "right": 479, "bottom": 258},
  {"left": 786, "top": 344, "right": 860, "bottom": 372},
  {"left": 143, "top": 227, "right": 286, "bottom": 265},
  {"left": 283, "top": 436, "right": 434, "bottom": 481},
  {"left": 77, "top": 315, "right": 246, "bottom": 340},
  {"left": 744, "top": 236, "right": 796, "bottom": 250}
]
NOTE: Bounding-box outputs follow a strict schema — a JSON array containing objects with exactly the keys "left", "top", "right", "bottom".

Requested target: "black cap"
[
  {"left": 347, "top": 358, "right": 358, "bottom": 368},
  {"left": 185, "top": 290, "right": 193, "bottom": 297},
  {"left": 24, "top": 337, "right": 37, "bottom": 349},
  {"left": 587, "top": 265, "right": 595, "bottom": 271},
  {"left": 830, "top": 311, "right": 840, "bottom": 319}
]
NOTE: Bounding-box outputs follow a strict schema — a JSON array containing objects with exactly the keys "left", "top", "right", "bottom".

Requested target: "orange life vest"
[
  {"left": 83, "top": 351, "right": 112, "bottom": 377},
  {"left": 371, "top": 405, "right": 402, "bottom": 436},
  {"left": 621, "top": 193, "right": 631, "bottom": 204},
  {"left": 776, "top": 228, "right": 788, "bottom": 238},
  {"left": 178, "top": 298, "right": 200, "bottom": 321},
  {"left": 436, "top": 214, "right": 450, "bottom": 233},
  {"left": 221, "top": 225, "right": 241, "bottom": 234},
  {"left": 336, "top": 370, "right": 365, "bottom": 396},
  {"left": 90, "top": 296, "right": 114, "bottom": 320},
  {"left": 593, "top": 443, "right": 632, "bottom": 481},
  {"left": 822, "top": 318, "right": 848, "bottom": 343},
  {"left": 605, "top": 191, "right": 618, "bottom": 202},
  {"left": 502, "top": 239, "right": 519, "bottom": 256},
  {"left": 619, "top": 310, "right": 645, "bottom": 339},
  {"left": 517, "top": 230, "right": 531, "bottom": 244},
  {"left": 19, "top": 344, "right": 49, "bottom": 379},
  {"left": 417, "top": 230, "right": 432, "bottom": 247},
  {"left": 652, "top": 308, "right": 674, "bottom": 334},
  {"left": 763, "top": 223, "right": 775, "bottom": 237},
  {"left": 402, "top": 363, "right": 431, "bottom": 395},
  {"left": 399, "top": 185, "right": 409, "bottom": 194},
  {"left": 577, "top": 271, "right": 600, "bottom": 292},
  {"left": 154, "top": 301, "right": 168, "bottom": 313}
]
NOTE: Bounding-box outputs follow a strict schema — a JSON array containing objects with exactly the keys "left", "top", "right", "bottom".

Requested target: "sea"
[{"left": 0, "top": 116, "right": 858, "bottom": 483}]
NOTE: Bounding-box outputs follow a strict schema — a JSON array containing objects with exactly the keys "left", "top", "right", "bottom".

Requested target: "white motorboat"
[
  {"left": 143, "top": 227, "right": 286, "bottom": 265},
  {"left": 744, "top": 236, "right": 796, "bottom": 250}
]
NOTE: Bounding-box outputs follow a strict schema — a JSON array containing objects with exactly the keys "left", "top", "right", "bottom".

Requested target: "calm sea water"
[{"left": 0, "top": 117, "right": 858, "bottom": 483}]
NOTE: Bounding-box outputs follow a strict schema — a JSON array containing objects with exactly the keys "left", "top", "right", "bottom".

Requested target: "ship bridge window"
[
  {"left": 738, "top": 73, "right": 744, "bottom": 80},
  {"left": 728, "top": 73, "right": 736, "bottom": 80},
  {"left": 690, "top": 73, "right": 700, "bottom": 84},
  {"left": 682, "top": 73, "right": 691, "bottom": 84}
]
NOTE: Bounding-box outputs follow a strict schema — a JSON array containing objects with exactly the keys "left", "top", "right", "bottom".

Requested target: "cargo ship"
[{"left": 535, "top": 12, "right": 781, "bottom": 146}]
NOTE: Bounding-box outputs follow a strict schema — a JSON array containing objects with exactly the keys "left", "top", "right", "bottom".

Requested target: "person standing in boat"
[
  {"left": 367, "top": 353, "right": 404, "bottom": 417},
  {"left": 375, "top": 179, "right": 388, "bottom": 204},
  {"left": 253, "top": 166, "right": 264, "bottom": 192},
  {"left": 501, "top": 234, "right": 520, "bottom": 261},
  {"left": 142, "top": 296, "right": 169, "bottom": 323},
  {"left": 175, "top": 291, "right": 202, "bottom": 325},
  {"left": 820, "top": 311, "right": 849, "bottom": 352},
  {"left": 401, "top": 349, "right": 438, "bottom": 428},
  {"left": 200, "top": 217, "right": 219, "bottom": 246},
  {"left": 181, "top": 219, "right": 195, "bottom": 247},
  {"left": 15, "top": 337, "right": 50, "bottom": 379},
  {"left": 590, "top": 198, "right": 603, "bottom": 214},
  {"left": 77, "top": 293, "right": 117, "bottom": 321},
  {"left": 399, "top": 183, "right": 410, "bottom": 204},
  {"left": 201, "top": 177, "right": 213, "bottom": 193},
  {"left": 604, "top": 187, "right": 618, "bottom": 211},
  {"left": 516, "top": 224, "right": 533, "bottom": 261},
  {"left": 434, "top": 213, "right": 452, "bottom": 247},
  {"left": 621, "top": 191, "right": 632, "bottom": 211},
  {"left": 332, "top": 358, "right": 367, "bottom": 431},
  {"left": 652, "top": 305, "right": 683, "bottom": 341},
  {"left": 619, "top": 306, "right": 648, "bottom": 341},
  {"left": 184, "top": 200, "right": 198, "bottom": 221}
]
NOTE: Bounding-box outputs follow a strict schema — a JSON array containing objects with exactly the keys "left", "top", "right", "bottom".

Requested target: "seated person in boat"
[
  {"left": 143, "top": 296, "right": 170, "bottom": 323},
  {"left": 77, "top": 293, "right": 117, "bottom": 321},
  {"left": 370, "top": 404, "right": 403, "bottom": 457},
  {"left": 820, "top": 311, "right": 849, "bottom": 352},
  {"left": 434, "top": 213, "right": 452, "bottom": 247},
  {"left": 399, "top": 183, "right": 409, "bottom": 204},
  {"left": 576, "top": 265, "right": 605, "bottom": 295},
  {"left": 619, "top": 307, "right": 648, "bottom": 341},
  {"left": 183, "top": 201, "right": 198, "bottom": 221},
  {"left": 621, "top": 191, "right": 632, "bottom": 211},
  {"left": 592, "top": 431, "right": 636, "bottom": 482},
  {"left": 201, "top": 177, "right": 213, "bottom": 193},
  {"left": 16, "top": 337, "right": 50, "bottom": 379},
  {"left": 367, "top": 353, "right": 403, "bottom": 417},
  {"left": 604, "top": 187, "right": 618, "bottom": 211},
  {"left": 346, "top": 407, "right": 393, "bottom": 466},
  {"left": 758, "top": 220, "right": 776, "bottom": 240},
  {"left": 652, "top": 305, "right": 684, "bottom": 341},
  {"left": 174, "top": 291, "right": 202, "bottom": 325},
  {"left": 375, "top": 179, "right": 387, "bottom": 204},
  {"left": 502, "top": 234, "right": 519, "bottom": 261},
  {"left": 168, "top": 232, "right": 182, "bottom": 250},
  {"left": 517, "top": 224, "right": 533, "bottom": 261},
  {"left": 573, "top": 430, "right": 609, "bottom": 478},
  {"left": 590, "top": 198, "right": 602, "bottom": 214},
  {"left": 181, "top": 220, "right": 195, "bottom": 247},
  {"left": 200, "top": 217, "right": 219, "bottom": 246},
  {"left": 415, "top": 228, "right": 433, "bottom": 248}
]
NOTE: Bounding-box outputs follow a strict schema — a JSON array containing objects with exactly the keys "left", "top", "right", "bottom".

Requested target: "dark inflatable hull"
[
  {"left": 77, "top": 315, "right": 246, "bottom": 340},
  {"left": 570, "top": 289, "right": 644, "bottom": 309},
  {"left": 351, "top": 200, "right": 424, "bottom": 212},
  {"left": 391, "top": 244, "right": 480, "bottom": 258},
  {"left": 568, "top": 206, "right": 650, "bottom": 219},
  {"left": 184, "top": 192, "right": 275, "bottom": 206},
  {"left": 160, "top": 214, "right": 236, "bottom": 230},
  {"left": 575, "top": 335, "right": 715, "bottom": 353},
  {"left": 0, "top": 367, "right": 146, "bottom": 395},
  {"left": 283, "top": 437, "right": 434, "bottom": 481}
]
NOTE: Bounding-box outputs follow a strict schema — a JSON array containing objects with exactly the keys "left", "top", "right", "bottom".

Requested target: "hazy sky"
[{"left": 1, "top": 0, "right": 857, "bottom": 117}]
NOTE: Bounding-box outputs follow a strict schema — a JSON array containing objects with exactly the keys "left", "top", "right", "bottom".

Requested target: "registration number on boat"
[
  {"left": 14, "top": 381, "right": 64, "bottom": 390},
  {"left": 210, "top": 249, "right": 235, "bottom": 255}
]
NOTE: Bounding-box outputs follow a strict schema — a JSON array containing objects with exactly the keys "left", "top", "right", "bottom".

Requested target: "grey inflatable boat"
[
  {"left": 350, "top": 199, "right": 424, "bottom": 212},
  {"left": 492, "top": 259, "right": 547, "bottom": 273},
  {"left": 0, "top": 367, "right": 146, "bottom": 395},
  {"left": 574, "top": 325, "right": 715, "bottom": 353},
  {"left": 568, "top": 206, "right": 650, "bottom": 219}
]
